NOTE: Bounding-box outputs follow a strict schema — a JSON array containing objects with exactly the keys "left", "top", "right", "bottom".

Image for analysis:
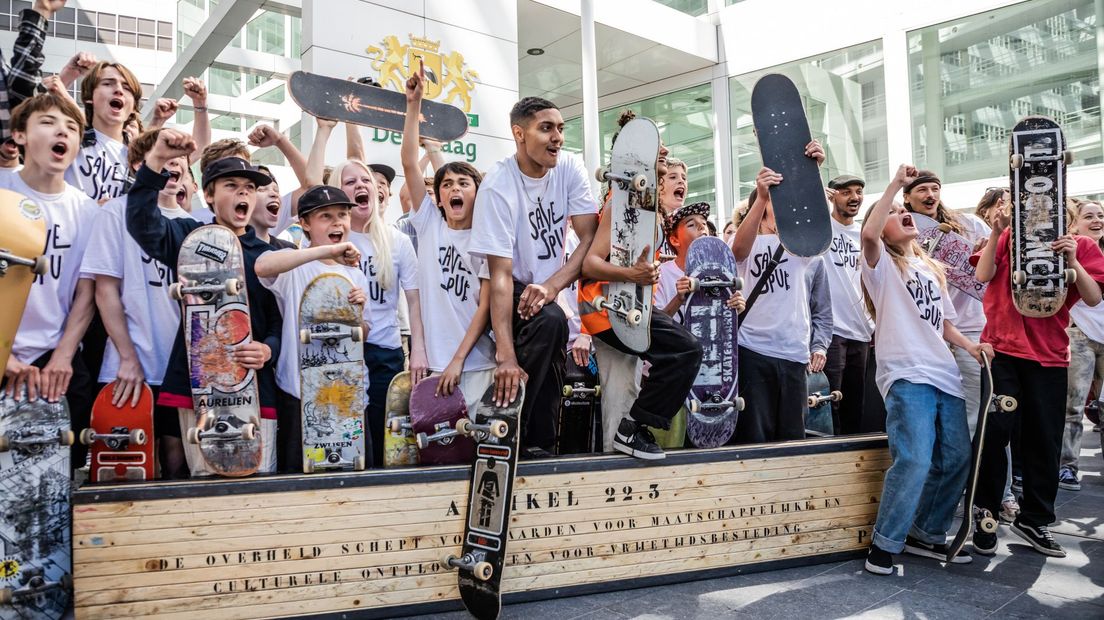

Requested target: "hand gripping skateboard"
[
  {"left": 445, "top": 381, "right": 524, "bottom": 620},
  {"left": 389, "top": 376, "right": 474, "bottom": 465},
  {"left": 171, "top": 226, "right": 263, "bottom": 477},
  {"left": 0, "top": 392, "right": 73, "bottom": 619},
  {"left": 751, "top": 74, "right": 832, "bottom": 257},
  {"left": 1009, "top": 116, "right": 1074, "bottom": 317},
  {"left": 912, "top": 212, "right": 988, "bottom": 301},
  {"left": 683, "top": 236, "right": 744, "bottom": 448},
  {"left": 805, "top": 370, "right": 840, "bottom": 437},
  {"left": 946, "top": 352, "right": 1018, "bottom": 562},
  {"left": 383, "top": 371, "right": 419, "bottom": 467},
  {"left": 289, "top": 71, "right": 469, "bottom": 142},
  {"left": 298, "top": 273, "right": 367, "bottom": 473},
  {"left": 0, "top": 190, "right": 48, "bottom": 373},
  {"left": 81, "top": 382, "right": 155, "bottom": 482},
  {"left": 594, "top": 116, "right": 661, "bottom": 353}
]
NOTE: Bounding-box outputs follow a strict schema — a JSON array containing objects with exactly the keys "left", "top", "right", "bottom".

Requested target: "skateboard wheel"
[
  {"left": 416, "top": 433, "right": 429, "bottom": 450},
  {"left": 489, "top": 420, "right": 508, "bottom": 438},
  {"left": 350, "top": 326, "right": 364, "bottom": 342},
  {"left": 1064, "top": 268, "right": 1077, "bottom": 284},
  {"left": 241, "top": 423, "right": 256, "bottom": 442},
  {"left": 688, "top": 399, "right": 701, "bottom": 414},
  {"left": 831, "top": 390, "right": 843, "bottom": 402},
  {"left": 593, "top": 294, "right": 608, "bottom": 312},
  {"left": 997, "top": 395, "right": 1018, "bottom": 412},
  {"left": 980, "top": 517, "right": 998, "bottom": 534},
  {"left": 594, "top": 385, "right": 602, "bottom": 398},
  {"left": 0, "top": 587, "right": 11, "bottom": 604},
  {"left": 735, "top": 396, "right": 746, "bottom": 411},
  {"left": 626, "top": 308, "right": 643, "bottom": 326},
  {"left": 59, "top": 430, "right": 74, "bottom": 446},
  {"left": 807, "top": 395, "right": 818, "bottom": 408},
  {"left": 594, "top": 166, "right": 610, "bottom": 183},
  {"left": 130, "top": 428, "right": 147, "bottom": 445},
  {"left": 473, "top": 561, "right": 494, "bottom": 581},
  {"left": 354, "top": 455, "right": 366, "bottom": 470},
  {"left": 224, "top": 278, "right": 242, "bottom": 296},
  {"left": 0, "top": 436, "right": 8, "bottom": 452},
  {"left": 443, "top": 554, "right": 458, "bottom": 570},
  {"left": 387, "top": 417, "right": 403, "bottom": 434},
  {"left": 186, "top": 427, "right": 201, "bottom": 444},
  {"left": 80, "top": 427, "right": 95, "bottom": 445},
  {"left": 1063, "top": 150, "right": 1073, "bottom": 165},
  {"left": 168, "top": 282, "right": 184, "bottom": 300},
  {"left": 733, "top": 276, "right": 744, "bottom": 291},
  {"left": 1010, "top": 153, "right": 1024, "bottom": 169},
  {"left": 303, "top": 460, "right": 315, "bottom": 474},
  {"left": 687, "top": 276, "right": 699, "bottom": 293},
  {"left": 1012, "top": 270, "right": 1026, "bottom": 285},
  {"left": 32, "top": 255, "right": 47, "bottom": 275},
  {"left": 299, "top": 328, "right": 312, "bottom": 345},
  {"left": 562, "top": 385, "right": 573, "bottom": 397},
  {"left": 456, "top": 417, "right": 472, "bottom": 435},
  {"left": 937, "top": 223, "right": 953, "bottom": 234},
  {"left": 630, "top": 173, "right": 647, "bottom": 192}
]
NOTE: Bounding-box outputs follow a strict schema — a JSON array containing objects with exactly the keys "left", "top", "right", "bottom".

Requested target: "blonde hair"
[
  {"left": 1068, "top": 197, "right": 1104, "bottom": 250},
  {"left": 332, "top": 159, "right": 394, "bottom": 290},
  {"left": 860, "top": 202, "right": 947, "bottom": 321}
]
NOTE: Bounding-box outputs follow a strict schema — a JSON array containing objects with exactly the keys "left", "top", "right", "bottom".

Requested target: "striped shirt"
[{"left": 0, "top": 9, "right": 48, "bottom": 142}]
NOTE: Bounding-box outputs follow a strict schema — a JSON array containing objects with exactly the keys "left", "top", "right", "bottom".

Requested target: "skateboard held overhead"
[
  {"left": 595, "top": 116, "right": 661, "bottom": 353},
  {"left": 172, "top": 226, "right": 263, "bottom": 477},
  {"left": 751, "top": 73, "right": 832, "bottom": 257},
  {"left": 912, "top": 213, "right": 988, "bottom": 301},
  {"left": 81, "top": 383, "right": 155, "bottom": 482},
  {"left": 0, "top": 190, "right": 48, "bottom": 374},
  {"left": 404, "top": 376, "right": 473, "bottom": 465},
  {"left": 1009, "top": 116, "right": 1073, "bottom": 318},
  {"left": 383, "top": 371, "right": 419, "bottom": 468}
]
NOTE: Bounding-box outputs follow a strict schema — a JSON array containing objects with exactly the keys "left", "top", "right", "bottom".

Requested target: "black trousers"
[
  {"left": 825, "top": 335, "right": 871, "bottom": 435},
  {"left": 734, "top": 346, "right": 806, "bottom": 444},
  {"left": 511, "top": 280, "right": 568, "bottom": 451},
  {"left": 595, "top": 310, "right": 702, "bottom": 430},
  {"left": 863, "top": 343, "right": 888, "bottom": 433},
  {"left": 276, "top": 388, "right": 303, "bottom": 474},
  {"left": 975, "top": 353, "right": 1067, "bottom": 527}
]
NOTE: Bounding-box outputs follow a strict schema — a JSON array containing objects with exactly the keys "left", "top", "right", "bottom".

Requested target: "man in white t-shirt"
[
  {"left": 823, "top": 174, "right": 875, "bottom": 435},
  {"left": 469, "top": 97, "right": 599, "bottom": 457}
]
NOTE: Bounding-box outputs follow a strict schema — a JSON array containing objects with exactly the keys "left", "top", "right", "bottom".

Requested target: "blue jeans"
[{"left": 873, "top": 380, "right": 970, "bottom": 553}]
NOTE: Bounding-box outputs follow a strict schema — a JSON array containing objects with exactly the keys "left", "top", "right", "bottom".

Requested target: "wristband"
[{"left": 193, "top": 106, "right": 208, "bottom": 112}]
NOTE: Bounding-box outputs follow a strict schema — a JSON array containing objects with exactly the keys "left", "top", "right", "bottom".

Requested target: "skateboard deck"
[
  {"left": 751, "top": 73, "right": 831, "bottom": 257},
  {"left": 1009, "top": 116, "right": 1072, "bottom": 318},
  {"left": 298, "top": 273, "right": 367, "bottom": 473},
  {"left": 383, "top": 371, "right": 418, "bottom": 467},
  {"left": 405, "top": 376, "right": 473, "bottom": 465},
  {"left": 683, "top": 236, "right": 743, "bottom": 448},
  {"left": 81, "top": 382, "right": 155, "bottom": 482},
  {"left": 596, "top": 117, "right": 661, "bottom": 353},
  {"left": 650, "top": 406, "right": 687, "bottom": 449},
  {"left": 0, "top": 190, "right": 47, "bottom": 374},
  {"left": 947, "top": 353, "right": 1017, "bottom": 561},
  {"left": 446, "top": 382, "right": 525, "bottom": 620},
  {"left": 559, "top": 366, "right": 601, "bottom": 454},
  {"left": 172, "top": 226, "right": 263, "bottom": 477},
  {"left": 0, "top": 393, "right": 72, "bottom": 619},
  {"left": 289, "top": 71, "right": 469, "bottom": 142},
  {"left": 913, "top": 212, "right": 988, "bottom": 301},
  {"left": 805, "top": 371, "right": 839, "bottom": 437}
]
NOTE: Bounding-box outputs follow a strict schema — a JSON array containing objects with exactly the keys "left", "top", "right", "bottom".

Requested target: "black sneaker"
[
  {"left": 904, "top": 535, "right": 973, "bottom": 564},
  {"left": 1058, "top": 467, "right": 1081, "bottom": 491},
  {"left": 612, "top": 418, "right": 665, "bottom": 460},
  {"left": 1011, "top": 520, "right": 1066, "bottom": 557},
  {"left": 864, "top": 544, "right": 894, "bottom": 575}
]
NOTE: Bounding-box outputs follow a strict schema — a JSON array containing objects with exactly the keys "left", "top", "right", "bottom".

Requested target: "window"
[
  {"left": 246, "top": 11, "right": 285, "bottom": 55},
  {"left": 209, "top": 68, "right": 241, "bottom": 97}
]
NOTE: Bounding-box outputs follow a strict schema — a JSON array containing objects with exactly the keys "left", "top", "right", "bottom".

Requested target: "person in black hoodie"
[{"left": 126, "top": 128, "right": 282, "bottom": 476}]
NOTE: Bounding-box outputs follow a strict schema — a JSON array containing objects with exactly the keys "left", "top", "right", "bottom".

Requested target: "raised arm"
[
  {"left": 975, "top": 206, "right": 1008, "bottom": 283},
  {"left": 400, "top": 64, "right": 428, "bottom": 209},
  {"left": 731, "top": 168, "right": 778, "bottom": 261},
  {"left": 182, "top": 77, "right": 210, "bottom": 163},
  {"left": 861, "top": 164, "right": 917, "bottom": 268},
  {"left": 254, "top": 242, "right": 360, "bottom": 279},
  {"left": 346, "top": 121, "right": 365, "bottom": 162},
  {"left": 306, "top": 117, "right": 336, "bottom": 185}
]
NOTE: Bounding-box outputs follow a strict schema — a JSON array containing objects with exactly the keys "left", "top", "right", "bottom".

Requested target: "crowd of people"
[{"left": 1, "top": 0, "right": 1100, "bottom": 581}]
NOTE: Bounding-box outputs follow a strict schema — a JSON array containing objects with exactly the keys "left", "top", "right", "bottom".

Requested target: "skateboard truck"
[
  {"left": 1009, "top": 150, "right": 1073, "bottom": 168},
  {"left": 444, "top": 552, "right": 493, "bottom": 581},
  {"left": 687, "top": 275, "right": 744, "bottom": 293},
  {"left": 562, "top": 383, "right": 601, "bottom": 399},
  {"left": 186, "top": 413, "right": 257, "bottom": 444},
  {"left": 594, "top": 166, "right": 647, "bottom": 191},
  {"left": 415, "top": 419, "right": 465, "bottom": 450},
  {"left": 593, "top": 294, "right": 643, "bottom": 326},
  {"left": 456, "top": 417, "right": 508, "bottom": 441},
  {"left": 1012, "top": 269, "right": 1076, "bottom": 285},
  {"left": 0, "top": 427, "right": 75, "bottom": 453},
  {"left": 304, "top": 449, "right": 366, "bottom": 473},
  {"left": 299, "top": 325, "right": 364, "bottom": 345},
  {"left": 0, "top": 567, "right": 72, "bottom": 605},
  {"left": 80, "top": 426, "right": 147, "bottom": 449},
  {"left": 807, "top": 391, "right": 843, "bottom": 408},
  {"left": 169, "top": 278, "right": 241, "bottom": 300},
  {"left": 0, "top": 249, "right": 47, "bottom": 278},
  {"left": 688, "top": 394, "right": 745, "bottom": 413},
  {"left": 387, "top": 415, "right": 413, "bottom": 436}
]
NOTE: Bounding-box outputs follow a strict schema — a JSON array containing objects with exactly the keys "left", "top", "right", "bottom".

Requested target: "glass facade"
[
  {"left": 730, "top": 40, "right": 888, "bottom": 202},
  {"left": 908, "top": 0, "right": 1100, "bottom": 182},
  {"left": 654, "top": 0, "right": 708, "bottom": 17}
]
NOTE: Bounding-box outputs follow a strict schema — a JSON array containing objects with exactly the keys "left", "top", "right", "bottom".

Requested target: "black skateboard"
[
  {"left": 751, "top": 73, "right": 831, "bottom": 257},
  {"left": 288, "top": 71, "right": 469, "bottom": 143},
  {"left": 445, "top": 382, "right": 524, "bottom": 620},
  {"left": 558, "top": 359, "right": 600, "bottom": 455}
]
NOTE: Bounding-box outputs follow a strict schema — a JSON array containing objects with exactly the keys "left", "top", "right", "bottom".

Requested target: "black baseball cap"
[
  {"left": 298, "top": 185, "right": 355, "bottom": 217},
  {"left": 828, "top": 174, "right": 865, "bottom": 190},
  {"left": 202, "top": 157, "right": 272, "bottom": 189},
  {"left": 368, "top": 163, "right": 396, "bottom": 185}
]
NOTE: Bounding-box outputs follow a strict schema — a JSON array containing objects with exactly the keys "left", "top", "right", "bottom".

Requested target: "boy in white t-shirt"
[
  {"left": 468, "top": 97, "right": 599, "bottom": 457},
  {"left": 655, "top": 202, "right": 745, "bottom": 322},
  {"left": 400, "top": 68, "right": 495, "bottom": 413},
  {"left": 0, "top": 92, "right": 99, "bottom": 471},
  {"left": 64, "top": 61, "right": 140, "bottom": 202},
  {"left": 256, "top": 185, "right": 369, "bottom": 471}
]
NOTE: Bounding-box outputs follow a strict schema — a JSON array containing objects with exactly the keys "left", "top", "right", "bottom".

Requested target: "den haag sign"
[{"left": 71, "top": 437, "right": 887, "bottom": 618}]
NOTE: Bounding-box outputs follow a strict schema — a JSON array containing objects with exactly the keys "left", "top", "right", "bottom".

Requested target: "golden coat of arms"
[{"left": 365, "top": 34, "right": 480, "bottom": 114}]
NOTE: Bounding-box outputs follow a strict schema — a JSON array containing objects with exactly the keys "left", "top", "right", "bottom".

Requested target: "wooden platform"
[{"left": 72, "top": 435, "right": 889, "bottom": 619}]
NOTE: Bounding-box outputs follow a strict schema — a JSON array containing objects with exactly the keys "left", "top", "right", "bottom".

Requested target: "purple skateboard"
[
  {"left": 683, "top": 236, "right": 743, "bottom": 448},
  {"left": 409, "top": 377, "right": 473, "bottom": 465},
  {"left": 912, "top": 212, "right": 987, "bottom": 301}
]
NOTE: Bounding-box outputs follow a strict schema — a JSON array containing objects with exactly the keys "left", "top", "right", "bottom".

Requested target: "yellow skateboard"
[
  {"left": 0, "top": 190, "right": 47, "bottom": 373},
  {"left": 383, "top": 371, "right": 418, "bottom": 467}
]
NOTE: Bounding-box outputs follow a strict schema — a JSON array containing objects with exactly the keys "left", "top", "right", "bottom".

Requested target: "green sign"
[{"left": 467, "top": 113, "right": 479, "bottom": 128}]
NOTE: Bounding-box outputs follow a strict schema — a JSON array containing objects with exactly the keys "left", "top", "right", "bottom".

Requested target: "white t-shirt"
[
  {"left": 737, "top": 234, "right": 816, "bottom": 364},
  {"left": 1071, "top": 299, "right": 1104, "bottom": 344},
  {"left": 349, "top": 227, "right": 419, "bottom": 349},
  {"left": 826, "top": 218, "right": 873, "bottom": 342},
  {"left": 65, "top": 129, "right": 129, "bottom": 202},
  {"left": 3, "top": 173, "right": 98, "bottom": 362},
  {"left": 557, "top": 229, "right": 582, "bottom": 346},
  {"left": 469, "top": 153, "right": 597, "bottom": 285},
  {"left": 259, "top": 256, "right": 370, "bottom": 398},
  {"left": 654, "top": 260, "right": 686, "bottom": 323},
  {"left": 946, "top": 214, "right": 990, "bottom": 334},
  {"left": 82, "top": 197, "right": 193, "bottom": 384},
  {"left": 862, "top": 246, "right": 963, "bottom": 400},
  {"left": 409, "top": 195, "right": 495, "bottom": 372}
]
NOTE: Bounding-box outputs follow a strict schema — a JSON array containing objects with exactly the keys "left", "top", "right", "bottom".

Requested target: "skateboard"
[
  {"left": 0, "top": 392, "right": 72, "bottom": 619},
  {"left": 594, "top": 116, "right": 661, "bottom": 353},
  {"left": 1009, "top": 116, "right": 1073, "bottom": 318},
  {"left": 171, "top": 226, "right": 263, "bottom": 477},
  {"left": 383, "top": 371, "right": 419, "bottom": 467},
  {"left": 913, "top": 212, "right": 988, "bottom": 301},
  {"left": 558, "top": 361, "right": 601, "bottom": 454},
  {"left": 805, "top": 371, "right": 839, "bottom": 437},
  {"left": 288, "top": 71, "right": 469, "bottom": 143},
  {"left": 751, "top": 73, "right": 832, "bottom": 257},
  {"left": 80, "top": 382, "right": 155, "bottom": 482},
  {"left": 298, "top": 273, "right": 367, "bottom": 473},
  {"left": 445, "top": 381, "right": 525, "bottom": 620},
  {"left": 0, "top": 190, "right": 47, "bottom": 373},
  {"left": 683, "top": 236, "right": 743, "bottom": 448},
  {"left": 391, "top": 376, "right": 473, "bottom": 465},
  {"left": 947, "top": 352, "right": 1018, "bottom": 562}
]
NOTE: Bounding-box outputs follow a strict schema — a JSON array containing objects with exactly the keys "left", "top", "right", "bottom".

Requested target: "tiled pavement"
[{"left": 420, "top": 425, "right": 1104, "bottom": 619}]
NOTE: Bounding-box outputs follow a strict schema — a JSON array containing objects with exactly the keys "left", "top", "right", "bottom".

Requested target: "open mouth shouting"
[
  {"left": 900, "top": 213, "right": 914, "bottom": 229},
  {"left": 109, "top": 97, "right": 126, "bottom": 113},
  {"left": 327, "top": 229, "right": 346, "bottom": 244},
  {"left": 233, "top": 200, "right": 250, "bottom": 220},
  {"left": 266, "top": 198, "right": 280, "bottom": 216},
  {"left": 673, "top": 186, "right": 685, "bottom": 201},
  {"left": 354, "top": 190, "right": 372, "bottom": 206},
  {"left": 176, "top": 190, "right": 187, "bottom": 207},
  {"left": 448, "top": 195, "right": 464, "bottom": 213},
  {"left": 50, "top": 141, "right": 69, "bottom": 161}
]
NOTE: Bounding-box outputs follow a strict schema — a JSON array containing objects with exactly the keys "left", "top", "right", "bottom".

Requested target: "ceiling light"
[{"left": 527, "top": 48, "right": 545, "bottom": 56}]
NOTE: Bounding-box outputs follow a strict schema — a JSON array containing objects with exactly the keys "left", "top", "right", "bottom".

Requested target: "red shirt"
[{"left": 978, "top": 229, "right": 1104, "bottom": 367}]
